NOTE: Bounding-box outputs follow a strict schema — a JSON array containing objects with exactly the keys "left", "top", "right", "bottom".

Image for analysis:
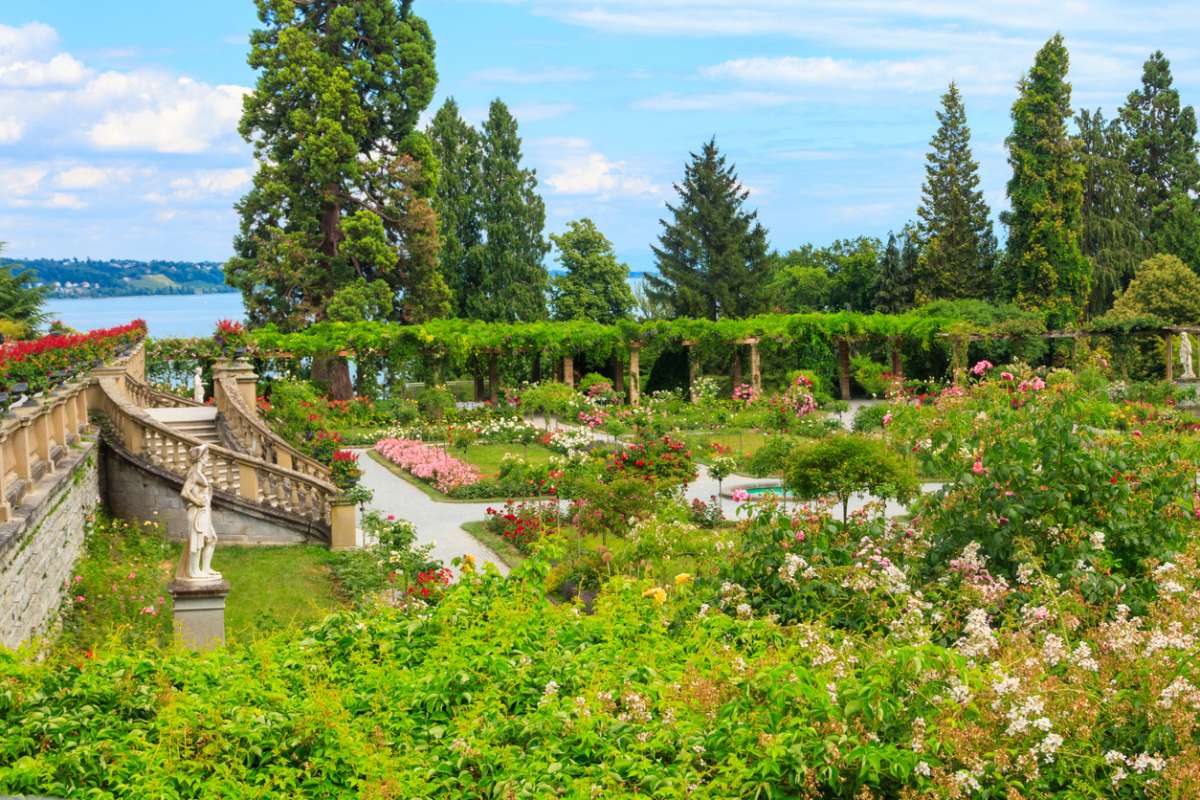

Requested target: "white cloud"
[
  {"left": 53, "top": 165, "right": 132, "bottom": 190},
  {"left": 0, "top": 119, "right": 20, "bottom": 144},
  {"left": 540, "top": 139, "right": 661, "bottom": 198},
  {"left": 472, "top": 66, "right": 594, "bottom": 83},
  {"left": 0, "top": 53, "right": 89, "bottom": 87},
  {"left": 0, "top": 23, "right": 59, "bottom": 61},
  {"left": 87, "top": 77, "right": 249, "bottom": 154},
  {"left": 701, "top": 56, "right": 953, "bottom": 92},
  {"left": 43, "top": 193, "right": 86, "bottom": 210},
  {"left": 0, "top": 165, "right": 48, "bottom": 197},
  {"left": 634, "top": 90, "right": 793, "bottom": 112},
  {"left": 168, "top": 166, "right": 254, "bottom": 199}
]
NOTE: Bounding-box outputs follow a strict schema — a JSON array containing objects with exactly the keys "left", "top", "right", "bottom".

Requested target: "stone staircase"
[{"left": 145, "top": 406, "right": 221, "bottom": 445}]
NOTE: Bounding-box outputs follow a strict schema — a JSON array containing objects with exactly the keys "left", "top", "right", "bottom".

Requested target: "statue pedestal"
[{"left": 169, "top": 579, "right": 230, "bottom": 651}]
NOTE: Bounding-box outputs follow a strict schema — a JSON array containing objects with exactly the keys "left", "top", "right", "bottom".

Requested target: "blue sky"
[{"left": 1, "top": 1, "right": 1199, "bottom": 271}]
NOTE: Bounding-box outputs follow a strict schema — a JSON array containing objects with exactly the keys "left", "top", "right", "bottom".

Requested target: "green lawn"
[
  {"left": 457, "top": 442, "right": 555, "bottom": 478},
  {"left": 680, "top": 429, "right": 770, "bottom": 464},
  {"left": 183, "top": 544, "right": 348, "bottom": 639}
]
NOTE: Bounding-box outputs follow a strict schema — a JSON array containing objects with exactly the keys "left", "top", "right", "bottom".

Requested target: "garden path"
[{"left": 355, "top": 449, "right": 511, "bottom": 576}]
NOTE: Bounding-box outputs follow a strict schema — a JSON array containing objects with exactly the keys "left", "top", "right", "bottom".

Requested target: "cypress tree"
[
  {"left": 914, "top": 83, "right": 996, "bottom": 302},
  {"left": 427, "top": 97, "right": 483, "bottom": 317},
  {"left": 1120, "top": 51, "right": 1200, "bottom": 247},
  {"left": 468, "top": 99, "right": 549, "bottom": 322},
  {"left": 646, "top": 139, "right": 771, "bottom": 319},
  {"left": 1075, "top": 108, "right": 1147, "bottom": 315},
  {"left": 999, "top": 34, "right": 1090, "bottom": 325}
]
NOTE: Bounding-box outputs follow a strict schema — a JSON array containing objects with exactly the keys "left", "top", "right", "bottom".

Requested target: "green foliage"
[
  {"left": 428, "top": 97, "right": 484, "bottom": 317},
  {"left": 415, "top": 384, "right": 456, "bottom": 421},
  {"left": 329, "top": 511, "right": 436, "bottom": 605},
  {"left": 915, "top": 83, "right": 997, "bottom": 302},
  {"left": 785, "top": 434, "right": 919, "bottom": 521},
  {"left": 518, "top": 381, "right": 580, "bottom": 418},
  {"left": 852, "top": 403, "right": 890, "bottom": 432},
  {"left": 1001, "top": 34, "right": 1090, "bottom": 326},
  {"left": 1110, "top": 253, "right": 1200, "bottom": 325},
  {"left": 55, "top": 513, "right": 173, "bottom": 652},
  {"left": 225, "top": 0, "right": 450, "bottom": 329},
  {"left": 646, "top": 139, "right": 771, "bottom": 319},
  {"left": 1076, "top": 108, "right": 1148, "bottom": 315},
  {"left": 851, "top": 354, "right": 890, "bottom": 397},
  {"left": 872, "top": 230, "right": 917, "bottom": 314},
  {"left": 466, "top": 99, "right": 549, "bottom": 322},
  {"left": 550, "top": 218, "right": 635, "bottom": 324},
  {"left": 0, "top": 244, "right": 47, "bottom": 331},
  {"left": 742, "top": 434, "right": 797, "bottom": 477},
  {"left": 1120, "top": 50, "right": 1200, "bottom": 258},
  {"left": 765, "top": 263, "right": 832, "bottom": 312}
]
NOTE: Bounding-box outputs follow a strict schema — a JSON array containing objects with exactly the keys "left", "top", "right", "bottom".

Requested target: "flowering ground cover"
[{"left": 375, "top": 438, "right": 481, "bottom": 494}]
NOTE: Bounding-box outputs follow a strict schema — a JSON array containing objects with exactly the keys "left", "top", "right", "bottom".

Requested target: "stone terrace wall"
[{"left": 0, "top": 438, "right": 100, "bottom": 649}]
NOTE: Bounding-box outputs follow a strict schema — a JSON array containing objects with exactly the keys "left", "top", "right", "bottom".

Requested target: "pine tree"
[
  {"left": 468, "top": 99, "right": 549, "bottom": 322},
  {"left": 999, "top": 34, "right": 1090, "bottom": 325},
  {"left": 1075, "top": 108, "right": 1147, "bottom": 315},
  {"left": 550, "top": 219, "right": 635, "bottom": 324},
  {"left": 646, "top": 139, "right": 771, "bottom": 319},
  {"left": 1120, "top": 51, "right": 1200, "bottom": 245},
  {"left": 874, "top": 229, "right": 917, "bottom": 313},
  {"left": 427, "top": 98, "right": 483, "bottom": 317},
  {"left": 914, "top": 83, "right": 996, "bottom": 302},
  {"left": 226, "top": 0, "right": 451, "bottom": 339}
]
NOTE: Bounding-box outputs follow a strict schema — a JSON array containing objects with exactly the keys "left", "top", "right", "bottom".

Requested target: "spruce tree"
[
  {"left": 1120, "top": 51, "right": 1200, "bottom": 245},
  {"left": 646, "top": 139, "right": 771, "bottom": 319},
  {"left": 468, "top": 99, "right": 549, "bottom": 322},
  {"left": 874, "top": 229, "right": 917, "bottom": 313},
  {"left": 226, "top": 0, "right": 451, "bottom": 339},
  {"left": 550, "top": 219, "right": 635, "bottom": 324},
  {"left": 427, "top": 97, "right": 483, "bottom": 317},
  {"left": 1075, "top": 108, "right": 1147, "bottom": 315},
  {"left": 999, "top": 34, "right": 1090, "bottom": 325},
  {"left": 914, "top": 83, "right": 996, "bottom": 302}
]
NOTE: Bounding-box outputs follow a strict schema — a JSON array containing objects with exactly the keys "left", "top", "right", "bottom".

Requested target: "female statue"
[
  {"left": 177, "top": 443, "right": 221, "bottom": 582},
  {"left": 1181, "top": 332, "right": 1196, "bottom": 380}
]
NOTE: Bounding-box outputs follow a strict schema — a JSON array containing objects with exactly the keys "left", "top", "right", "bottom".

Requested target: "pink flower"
[
  {"left": 731, "top": 489, "right": 750, "bottom": 502},
  {"left": 971, "top": 360, "right": 994, "bottom": 377},
  {"left": 1001, "top": 371, "right": 1015, "bottom": 381},
  {"left": 374, "top": 439, "right": 480, "bottom": 492},
  {"left": 75, "top": 595, "right": 85, "bottom": 603},
  {"left": 972, "top": 460, "right": 985, "bottom": 475},
  {"left": 882, "top": 412, "right": 893, "bottom": 427}
]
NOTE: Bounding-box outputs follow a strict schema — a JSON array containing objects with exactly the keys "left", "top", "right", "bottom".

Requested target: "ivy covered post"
[
  {"left": 890, "top": 336, "right": 904, "bottom": 380},
  {"left": 684, "top": 340, "right": 699, "bottom": 403},
  {"left": 611, "top": 354, "right": 624, "bottom": 397},
  {"left": 836, "top": 337, "right": 852, "bottom": 401},
  {"left": 748, "top": 338, "right": 762, "bottom": 397},
  {"left": 732, "top": 345, "right": 743, "bottom": 388},
  {"left": 487, "top": 350, "right": 500, "bottom": 404},
  {"left": 1165, "top": 332, "right": 1174, "bottom": 383},
  {"left": 628, "top": 343, "right": 641, "bottom": 405}
]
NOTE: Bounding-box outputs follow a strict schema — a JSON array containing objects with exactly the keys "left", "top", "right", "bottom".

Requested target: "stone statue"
[
  {"left": 192, "top": 366, "right": 205, "bottom": 403},
  {"left": 1182, "top": 332, "right": 1196, "bottom": 380},
  {"left": 176, "top": 444, "right": 221, "bottom": 584}
]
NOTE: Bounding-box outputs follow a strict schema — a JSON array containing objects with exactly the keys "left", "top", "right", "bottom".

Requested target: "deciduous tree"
[{"left": 550, "top": 219, "right": 634, "bottom": 324}]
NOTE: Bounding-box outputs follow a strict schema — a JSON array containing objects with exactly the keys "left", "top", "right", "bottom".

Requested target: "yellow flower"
[
  {"left": 674, "top": 573, "right": 693, "bottom": 586},
  {"left": 461, "top": 554, "right": 476, "bottom": 572},
  {"left": 642, "top": 586, "right": 667, "bottom": 605}
]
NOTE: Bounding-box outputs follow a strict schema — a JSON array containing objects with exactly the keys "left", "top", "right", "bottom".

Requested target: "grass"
[
  {"left": 188, "top": 544, "right": 347, "bottom": 639},
  {"left": 457, "top": 442, "right": 555, "bottom": 477},
  {"left": 461, "top": 520, "right": 527, "bottom": 569},
  {"left": 680, "top": 429, "right": 770, "bottom": 464}
]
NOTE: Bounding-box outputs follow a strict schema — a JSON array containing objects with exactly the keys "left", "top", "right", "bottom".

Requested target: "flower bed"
[
  {"left": 0, "top": 319, "right": 146, "bottom": 393},
  {"left": 375, "top": 438, "right": 480, "bottom": 494}
]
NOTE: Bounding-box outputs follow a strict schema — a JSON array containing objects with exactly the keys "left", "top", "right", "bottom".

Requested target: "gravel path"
[{"left": 355, "top": 449, "right": 510, "bottom": 576}]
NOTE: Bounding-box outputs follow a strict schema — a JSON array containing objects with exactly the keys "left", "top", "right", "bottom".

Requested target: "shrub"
[
  {"left": 415, "top": 384, "right": 456, "bottom": 421},
  {"left": 851, "top": 353, "right": 890, "bottom": 397},
  {"left": 785, "top": 433, "right": 919, "bottom": 521},
  {"left": 742, "top": 434, "right": 795, "bottom": 476},
  {"left": 520, "top": 381, "right": 580, "bottom": 418},
  {"left": 852, "top": 402, "right": 891, "bottom": 432}
]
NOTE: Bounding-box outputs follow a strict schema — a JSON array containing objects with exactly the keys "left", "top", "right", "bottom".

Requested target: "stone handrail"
[
  {"left": 213, "top": 373, "right": 329, "bottom": 481},
  {"left": 0, "top": 380, "right": 90, "bottom": 522},
  {"left": 95, "top": 376, "right": 337, "bottom": 535},
  {"left": 122, "top": 374, "right": 205, "bottom": 410}
]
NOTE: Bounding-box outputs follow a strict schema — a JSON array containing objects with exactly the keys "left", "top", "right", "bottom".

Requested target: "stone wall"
[
  {"left": 0, "top": 438, "right": 100, "bottom": 650},
  {"left": 100, "top": 441, "right": 320, "bottom": 546}
]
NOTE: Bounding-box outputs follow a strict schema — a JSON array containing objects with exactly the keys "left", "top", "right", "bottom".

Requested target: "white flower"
[
  {"left": 914, "top": 761, "right": 931, "bottom": 777},
  {"left": 1090, "top": 530, "right": 1106, "bottom": 548}
]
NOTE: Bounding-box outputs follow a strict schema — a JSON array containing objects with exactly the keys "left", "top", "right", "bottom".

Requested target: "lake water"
[{"left": 46, "top": 293, "right": 246, "bottom": 338}]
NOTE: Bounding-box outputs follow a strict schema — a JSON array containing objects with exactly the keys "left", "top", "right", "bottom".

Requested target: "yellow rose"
[
  {"left": 641, "top": 586, "right": 667, "bottom": 605},
  {"left": 674, "top": 573, "right": 693, "bottom": 586}
]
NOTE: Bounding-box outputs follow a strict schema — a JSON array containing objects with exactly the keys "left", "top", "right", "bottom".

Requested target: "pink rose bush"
[{"left": 375, "top": 438, "right": 480, "bottom": 493}]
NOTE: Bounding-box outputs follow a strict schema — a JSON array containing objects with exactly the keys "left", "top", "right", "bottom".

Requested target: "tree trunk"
[
  {"left": 313, "top": 355, "right": 353, "bottom": 401},
  {"left": 474, "top": 374, "right": 486, "bottom": 402}
]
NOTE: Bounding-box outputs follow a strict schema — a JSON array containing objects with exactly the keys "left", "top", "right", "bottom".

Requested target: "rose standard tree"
[{"left": 226, "top": 0, "right": 451, "bottom": 399}]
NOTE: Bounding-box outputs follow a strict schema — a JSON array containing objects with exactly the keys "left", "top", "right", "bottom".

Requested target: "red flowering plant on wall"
[
  {"left": 213, "top": 319, "right": 248, "bottom": 354},
  {"left": 0, "top": 319, "right": 146, "bottom": 394},
  {"left": 330, "top": 449, "right": 362, "bottom": 491}
]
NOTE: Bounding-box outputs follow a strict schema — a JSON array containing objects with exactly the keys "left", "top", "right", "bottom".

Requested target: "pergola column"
[
  {"left": 890, "top": 336, "right": 903, "bottom": 380},
  {"left": 732, "top": 348, "right": 742, "bottom": 388},
  {"left": 836, "top": 338, "right": 852, "bottom": 401},
  {"left": 563, "top": 355, "right": 575, "bottom": 389},
  {"left": 611, "top": 354, "right": 624, "bottom": 397},
  {"left": 487, "top": 350, "right": 500, "bottom": 404},
  {"left": 684, "top": 340, "right": 699, "bottom": 403},
  {"left": 749, "top": 339, "right": 762, "bottom": 396},
  {"left": 1166, "top": 333, "right": 1174, "bottom": 383},
  {"left": 628, "top": 344, "right": 641, "bottom": 406}
]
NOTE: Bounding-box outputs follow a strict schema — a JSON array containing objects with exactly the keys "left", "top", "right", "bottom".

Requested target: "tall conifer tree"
[
  {"left": 646, "top": 139, "right": 770, "bottom": 319},
  {"left": 914, "top": 83, "right": 996, "bottom": 302},
  {"left": 427, "top": 98, "right": 483, "bottom": 317},
  {"left": 1000, "top": 34, "right": 1090, "bottom": 325},
  {"left": 1120, "top": 51, "right": 1200, "bottom": 248},
  {"left": 468, "top": 99, "right": 549, "bottom": 322},
  {"left": 227, "top": 0, "right": 450, "bottom": 335},
  {"left": 1076, "top": 108, "right": 1147, "bottom": 315},
  {"left": 874, "top": 229, "right": 917, "bottom": 313}
]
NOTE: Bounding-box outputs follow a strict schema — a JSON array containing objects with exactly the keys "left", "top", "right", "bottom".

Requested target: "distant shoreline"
[{"left": 47, "top": 288, "right": 240, "bottom": 301}]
